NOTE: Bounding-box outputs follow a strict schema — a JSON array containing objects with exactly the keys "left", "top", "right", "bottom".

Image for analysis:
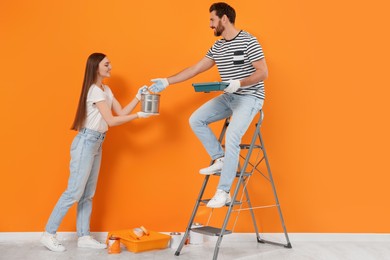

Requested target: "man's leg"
[
  {"left": 208, "top": 94, "right": 263, "bottom": 208},
  {"left": 189, "top": 94, "right": 232, "bottom": 161}
]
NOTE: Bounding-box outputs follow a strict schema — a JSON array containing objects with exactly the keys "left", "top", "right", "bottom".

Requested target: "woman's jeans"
[
  {"left": 45, "top": 128, "right": 105, "bottom": 237},
  {"left": 189, "top": 93, "right": 264, "bottom": 192}
]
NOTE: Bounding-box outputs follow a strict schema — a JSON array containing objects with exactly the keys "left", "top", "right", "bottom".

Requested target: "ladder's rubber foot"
[
  {"left": 174, "top": 251, "right": 180, "bottom": 256},
  {"left": 257, "top": 238, "right": 265, "bottom": 243},
  {"left": 285, "top": 242, "right": 292, "bottom": 249}
]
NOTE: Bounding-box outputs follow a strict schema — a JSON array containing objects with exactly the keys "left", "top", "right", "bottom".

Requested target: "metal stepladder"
[{"left": 174, "top": 110, "right": 292, "bottom": 259}]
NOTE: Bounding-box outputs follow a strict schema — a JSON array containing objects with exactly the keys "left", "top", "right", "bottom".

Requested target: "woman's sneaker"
[
  {"left": 78, "top": 236, "right": 107, "bottom": 249},
  {"left": 40, "top": 232, "right": 66, "bottom": 252}
]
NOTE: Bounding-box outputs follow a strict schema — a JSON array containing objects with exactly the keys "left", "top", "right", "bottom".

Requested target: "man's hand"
[
  {"left": 149, "top": 78, "right": 169, "bottom": 93},
  {"left": 224, "top": 80, "right": 241, "bottom": 93}
]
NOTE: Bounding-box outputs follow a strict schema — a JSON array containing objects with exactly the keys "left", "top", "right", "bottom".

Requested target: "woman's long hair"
[{"left": 71, "top": 53, "right": 106, "bottom": 131}]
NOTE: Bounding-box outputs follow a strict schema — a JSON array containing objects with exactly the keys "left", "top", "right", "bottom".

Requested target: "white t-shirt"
[{"left": 83, "top": 84, "right": 114, "bottom": 133}]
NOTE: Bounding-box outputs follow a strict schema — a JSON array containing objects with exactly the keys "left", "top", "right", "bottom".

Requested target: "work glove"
[
  {"left": 149, "top": 78, "right": 169, "bottom": 93},
  {"left": 137, "top": 112, "right": 159, "bottom": 118},
  {"left": 136, "top": 85, "right": 149, "bottom": 101},
  {"left": 224, "top": 79, "right": 241, "bottom": 93}
]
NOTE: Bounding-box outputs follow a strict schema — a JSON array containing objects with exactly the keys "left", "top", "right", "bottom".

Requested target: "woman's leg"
[{"left": 45, "top": 132, "right": 101, "bottom": 234}]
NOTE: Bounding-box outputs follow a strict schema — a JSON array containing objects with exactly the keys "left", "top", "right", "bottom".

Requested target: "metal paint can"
[
  {"left": 190, "top": 222, "right": 204, "bottom": 244},
  {"left": 108, "top": 236, "right": 121, "bottom": 254},
  {"left": 141, "top": 93, "right": 160, "bottom": 113},
  {"left": 169, "top": 232, "right": 182, "bottom": 249}
]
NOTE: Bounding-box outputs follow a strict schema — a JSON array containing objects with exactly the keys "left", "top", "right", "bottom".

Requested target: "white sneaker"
[
  {"left": 199, "top": 157, "right": 224, "bottom": 175},
  {"left": 207, "top": 189, "right": 231, "bottom": 208},
  {"left": 78, "top": 236, "right": 107, "bottom": 249},
  {"left": 40, "top": 232, "right": 66, "bottom": 252}
]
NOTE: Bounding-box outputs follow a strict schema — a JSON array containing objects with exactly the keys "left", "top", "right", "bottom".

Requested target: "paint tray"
[
  {"left": 107, "top": 229, "right": 171, "bottom": 253},
  {"left": 192, "top": 82, "right": 229, "bottom": 92}
]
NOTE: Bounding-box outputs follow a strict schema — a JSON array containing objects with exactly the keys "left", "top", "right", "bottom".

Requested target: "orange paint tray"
[{"left": 107, "top": 229, "right": 171, "bottom": 253}]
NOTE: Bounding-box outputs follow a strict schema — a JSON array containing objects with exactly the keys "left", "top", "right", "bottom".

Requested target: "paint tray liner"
[{"left": 192, "top": 82, "right": 229, "bottom": 92}]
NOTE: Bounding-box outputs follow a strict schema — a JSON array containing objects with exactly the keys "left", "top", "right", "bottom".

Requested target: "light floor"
[{"left": 1, "top": 233, "right": 389, "bottom": 260}]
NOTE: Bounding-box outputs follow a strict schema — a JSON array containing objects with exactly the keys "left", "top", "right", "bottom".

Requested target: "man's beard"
[{"left": 213, "top": 21, "right": 225, "bottom": 36}]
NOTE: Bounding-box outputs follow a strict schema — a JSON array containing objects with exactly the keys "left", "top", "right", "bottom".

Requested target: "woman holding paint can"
[{"left": 40, "top": 53, "right": 157, "bottom": 252}]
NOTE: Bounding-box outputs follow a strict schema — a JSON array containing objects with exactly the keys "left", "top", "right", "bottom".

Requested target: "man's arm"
[
  {"left": 167, "top": 57, "right": 215, "bottom": 85},
  {"left": 239, "top": 58, "right": 268, "bottom": 87},
  {"left": 149, "top": 57, "right": 215, "bottom": 93}
]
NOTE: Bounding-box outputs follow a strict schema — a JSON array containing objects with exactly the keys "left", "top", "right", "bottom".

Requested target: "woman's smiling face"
[{"left": 98, "top": 57, "right": 112, "bottom": 78}]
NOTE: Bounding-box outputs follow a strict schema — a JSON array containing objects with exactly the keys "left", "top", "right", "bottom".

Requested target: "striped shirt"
[{"left": 206, "top": 30, "right": 265, "bottom": 99}]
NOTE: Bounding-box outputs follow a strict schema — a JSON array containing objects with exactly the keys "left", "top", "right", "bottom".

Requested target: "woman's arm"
[
  {"left": 111, "top": 96, "right": 139, "bottom": 116},
  {"left": 95, "top": 99, "right": 139, "bottom": 127}
]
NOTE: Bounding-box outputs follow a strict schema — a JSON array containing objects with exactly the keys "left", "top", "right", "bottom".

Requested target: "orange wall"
[{"left": 1, "top": 0, "right": 389, "bottom": 233}]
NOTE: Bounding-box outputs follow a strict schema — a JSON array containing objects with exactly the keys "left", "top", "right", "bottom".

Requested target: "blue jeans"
[
  {"left": 189, "top": 93, "right": 263, "bottom": 192},
  {"left": 45, "top": 128, "right": 105, "bottom": 237}
]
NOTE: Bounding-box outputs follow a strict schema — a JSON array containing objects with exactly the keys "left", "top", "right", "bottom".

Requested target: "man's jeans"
[
  {"left": 45, "top": 128, "right": 105, "bottom": 237},
  {"left": 189, "top": 93, "right": 263, "bottom": 192}
]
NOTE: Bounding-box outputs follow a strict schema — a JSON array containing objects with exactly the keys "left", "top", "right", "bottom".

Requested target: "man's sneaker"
[
  {"left": 40, "top": 232, "right": 66, "bottom": 252},
  {"left": 78, "top": 236, "right": 107, "bottom": 249},
  {"left": 207, "top": 189, "right": 231, "bottom": 208},
  {"left": 199, "top": 157, "right": 224, "bottom": 175}
]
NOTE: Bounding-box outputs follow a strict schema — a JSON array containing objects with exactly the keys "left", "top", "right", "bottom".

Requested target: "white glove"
[
  {"left": 136, "top": 85, "right": 149, "bottom": 100},
  {"left": 149, "top": 78, "right": 169, "bottom": 93},
  {"left": 224, "top": 79, "right": 241, "bottom": 93},
  {"left": 137, "top": 112, "right": 159, "bottom": 118}
]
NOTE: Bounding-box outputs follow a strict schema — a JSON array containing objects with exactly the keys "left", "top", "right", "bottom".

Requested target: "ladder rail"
[
  {"left": 174, "top": 175, "right": 211, "bottom": 255},
  {"left": 176, "top": 110, "right": 292, "bottom": 259},
  {"left": 242, "top": 183, "right": 261, "bottom": 241},
  {"left": 258, "top": 129, "right": 292, "bottom": 247},
  {"left": 213, "top": 113, "right": 263, "bottom": 259},
  {"left": 175, "top": 117, "right": 230, "bottom": 256}
]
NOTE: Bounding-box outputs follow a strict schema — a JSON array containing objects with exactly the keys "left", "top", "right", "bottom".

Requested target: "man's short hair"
[{"left": 209, "top": 2, "right": 236, "bottom": 24}]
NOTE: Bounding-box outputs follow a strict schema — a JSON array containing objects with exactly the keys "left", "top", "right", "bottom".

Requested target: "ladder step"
[
  {"left": 214, "top": 172, "right": 252, "bottom": 177},
  {"left": 240, "top": 144, "right": 262, "bottom": 149},
  {"left": 200, "top": 199, "right": 242, "bottom": 206},
  {"left": 190, "top": 226, "right": 232, "bottom": 236},
  {"left": 222, "top": 144, "right": 262, "bottom": 149}
]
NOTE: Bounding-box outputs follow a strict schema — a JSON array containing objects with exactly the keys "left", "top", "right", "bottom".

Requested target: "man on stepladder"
[{"left": 150, "top": 2, "right": 268, "bottom": 208}]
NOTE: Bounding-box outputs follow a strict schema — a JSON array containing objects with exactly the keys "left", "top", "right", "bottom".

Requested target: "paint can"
[
  {"left": 169, "top": 232, "right": 182, "bottom": 249},
  {"left": 108, "top": 236, "right": 121, "bottom": 254},
  {"left": 190, "top": 222, "right": 204, "bottom": 244},
  {"left": 141, "top": 93, "right": 160, "bottom": 113}
]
